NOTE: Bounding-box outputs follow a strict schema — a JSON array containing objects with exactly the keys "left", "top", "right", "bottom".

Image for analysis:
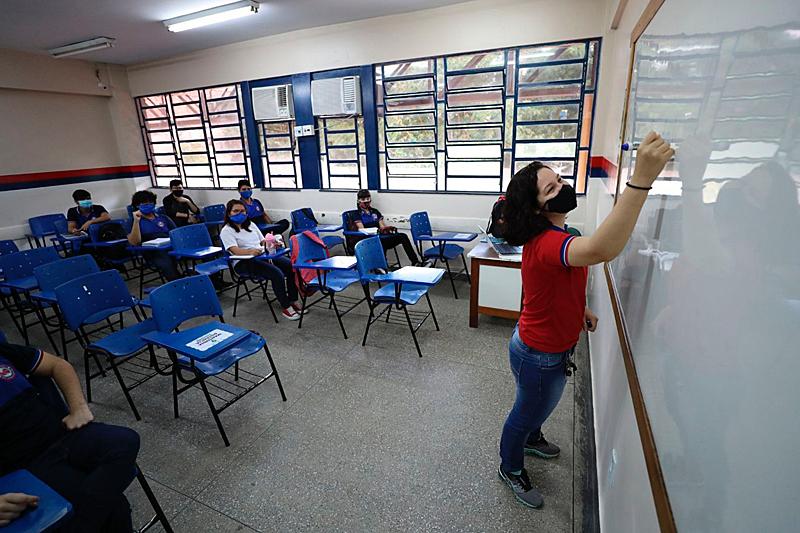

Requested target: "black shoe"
[
  {"left": 212, "top": 279, "right": 235, "bottom": 291},
  {"left": 524, "top": 433, "right": 560, "bottom": 459},
  {"left": 497, "top": 467, "right": 544, "bottom": 509}
]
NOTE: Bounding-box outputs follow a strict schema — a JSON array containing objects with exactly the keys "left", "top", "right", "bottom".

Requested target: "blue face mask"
[
  {"left": 230, "top": 213, "right": 248, "bottom": 224},
  {"left": 139, "top": 203, "right": 156, "bottom": 215},
  {"left": 78, "top": 200, "right": 93, "bottom": 209},
  {"left": 240, "top": 190, "right": 253, "bottom": 199}
]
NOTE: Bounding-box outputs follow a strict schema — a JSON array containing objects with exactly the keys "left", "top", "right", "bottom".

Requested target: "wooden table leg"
[{"left": 469, "top": 257, "right": 480, "bottom": 328}]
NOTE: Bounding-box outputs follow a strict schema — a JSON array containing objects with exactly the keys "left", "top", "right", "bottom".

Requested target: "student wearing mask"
[
  {"left": 220, "top": 199, "right": 301, "bottom": 321},
  {"left": 349, "top": 189, "right": 431, "bottom": 267},
  {"left": 66, "top": 189, "right": 110, "bottom": 235},
  {"left": 237, "top": 180, "right": 290, "bottom": 235},
  {"left": 127, "top": 190, "right": 180, "bottom": 281},
  {"left": 162, "top": 179, "right": 200, "bottom": 227},
  {"left": 0, "top": 341, "right": 140, "bottom": 532},
  {"left": 497, "top": 132, "right": 673, "bottom": 508}
]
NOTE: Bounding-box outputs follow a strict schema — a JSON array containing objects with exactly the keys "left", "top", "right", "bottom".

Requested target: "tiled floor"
[{"left": 2, "top": 269, "right": 591, "bottom": 532}]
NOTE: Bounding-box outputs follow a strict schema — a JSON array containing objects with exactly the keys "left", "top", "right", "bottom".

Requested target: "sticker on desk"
[
  {"left": 452, "top": 233, "right": 473, "bottom": 239},
  {"left": 186, "top": 329, "right": 234, "bottom": 352}
]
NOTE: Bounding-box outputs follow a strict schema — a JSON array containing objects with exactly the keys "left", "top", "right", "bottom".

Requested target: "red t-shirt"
[{"left": 518, "top": 227, "right": 588, "bottom": 353}]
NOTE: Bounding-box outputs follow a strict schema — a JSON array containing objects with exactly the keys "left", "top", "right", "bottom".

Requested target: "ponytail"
[{"left": 502, "top": 162, "right": 551, "bottom": 246}]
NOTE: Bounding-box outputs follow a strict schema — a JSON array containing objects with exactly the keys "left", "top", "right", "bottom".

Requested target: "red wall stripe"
[{"left": 0, "top": 165, "right": 150, "bottom": 185}]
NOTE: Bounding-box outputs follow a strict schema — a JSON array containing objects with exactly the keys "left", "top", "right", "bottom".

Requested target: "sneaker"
[
  {"left": 417, "top": 259, "right": 434, "bottom": 268},
  {"left": 524, "top": 433, "right": 560, "bottom": 459},
  {"left": 281, "top": 308, "right": 300, "bottom": 321},
  {"left": 497, "top": 467, "right": 544, "bottom": 509},
  {"left": 291, "top": 302, "right": 306, "bottom": 315}
]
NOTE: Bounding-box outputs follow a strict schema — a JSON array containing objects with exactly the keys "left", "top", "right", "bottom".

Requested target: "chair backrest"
[
  {"left": 409, "top": 211, "right": 432, "bottom": 242},
  {"left": 291, "top": 208, "right": 317, "bottom": 233},
  {"left": 0, "top": 240, "right": 19, "bottom": 256},
  {"left": 294, "top": 231, "right": 328, "bottom": 264},
  {"left": 34, "top": 255, "right": 100, "bottom": 293},
  {"left": 88, "top": 219, "right": 130, "bottom": 243},
  {"left": 126, "top": 205, "right": 135, "bottom": 220},
  {"left": 52, "top": 218, "right": 68, "bottom": 235},
  {"left": 28, "top": 214, "right": 67, "bottom": 237},
  {"left": 202, "top": 204, "right": 226, "bottom": 224},
  {"left": 0, "top": 247, "right": 61, "bottom": 281},
  {"left": 148, "top": 275, "right": 224, "bottom": 332},
  {"left": 170, "top": 224, "right": 212, "bottom": 251},
  {"left": 342, "top": 210, "right": 360, "bottom": 231},
  {"left": 54, "top": 270, "right": 136, "bottom": 331},
  {"left": 354, "top": 236, "right": 388, "bottom": 279}
]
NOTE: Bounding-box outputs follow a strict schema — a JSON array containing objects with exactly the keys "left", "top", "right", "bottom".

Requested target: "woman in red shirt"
[{"left": 497, "top": 132, "right": 673, "bottom": 508}]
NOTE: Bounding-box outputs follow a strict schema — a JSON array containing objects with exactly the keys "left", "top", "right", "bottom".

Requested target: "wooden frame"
[
  {"left": 605, "top": 0, "right": 678, "bottom": 531},
  {"left": 468, "top": 251, "right": 522, "bottom": 328}
]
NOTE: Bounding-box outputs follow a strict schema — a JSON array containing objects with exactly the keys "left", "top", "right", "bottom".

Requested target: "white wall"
[
  {"left": 587, "top": 0, "right": 661, "bottom": 531},
  {"left": 0, "top": 49, "right": 148, "bottom": 242}
]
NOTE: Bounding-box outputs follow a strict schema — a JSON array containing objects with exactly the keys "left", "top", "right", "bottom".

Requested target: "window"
[
  {"left": 375, "top": 39, "right": 600, "bottom": 193},
  {"left": 317, "top": 116, "right": 368, "bottom": 190},
  {"left": 259, "top": 120, "right": 302, "bottom": 188},
  {"left": 136, "top": 84, "right": 251, "bottom": 188}
]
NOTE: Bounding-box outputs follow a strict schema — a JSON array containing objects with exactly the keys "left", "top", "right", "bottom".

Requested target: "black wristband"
[{"left": 626, "top": 182, "right": 652, "bottom": 191}]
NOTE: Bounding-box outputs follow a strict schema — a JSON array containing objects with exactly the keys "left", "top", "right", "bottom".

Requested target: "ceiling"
[{"left": 0, "top": 0, "right": 473, "bottom": 65}]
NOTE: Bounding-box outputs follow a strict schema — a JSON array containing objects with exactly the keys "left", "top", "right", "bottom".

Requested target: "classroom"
[{"left": 0, "top": 0, "right": 797, "bottom": 531}]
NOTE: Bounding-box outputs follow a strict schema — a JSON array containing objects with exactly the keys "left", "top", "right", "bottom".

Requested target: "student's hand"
[
  {"left": 250, "top": 249, "right": 262, "bottom": 256},
  {"left": 0, "top": 493, "right": 39, "bottom": 526},
  {"left": 583, "top": 307, "right": 598, "bottom": 332},
  {"left": 132, "top": 210, "right": 142, "bottom": 221},
  {"left": 187, "top": 214, "right": 198, "bottom": 224},
  {"left": 630, "top": 132, "right": 674, "bottom": 188},
  {"left": 79, "top": 221, "right": 92, "bottom": 232},
  {"left": 62, "top": 404, "right": 94, "bottom": 430}
]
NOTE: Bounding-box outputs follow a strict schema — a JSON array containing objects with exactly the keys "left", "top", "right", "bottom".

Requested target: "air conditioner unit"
[
  {"left": 311, "top": 76, "right": 362, "bottom": 116},
  {"left": 252, "top": 84, "right": 294, "bottom": 121}
]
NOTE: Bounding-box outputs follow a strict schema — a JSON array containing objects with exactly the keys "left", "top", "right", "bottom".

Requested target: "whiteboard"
[{"left": 611, "top": 1, "right": 800, "bottom": 531}]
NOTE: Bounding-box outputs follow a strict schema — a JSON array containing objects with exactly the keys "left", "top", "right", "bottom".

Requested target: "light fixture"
[
  {"left": 163, "top": 1, "right": 260, "bottom": 33},
  {"left": 48, "top": 37, "right": 116, "bottom": 58}
]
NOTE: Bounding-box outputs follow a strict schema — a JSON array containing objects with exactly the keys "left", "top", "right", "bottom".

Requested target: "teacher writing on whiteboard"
[{"left": 497, "top": 131, "right": 674, "bottom": 508}]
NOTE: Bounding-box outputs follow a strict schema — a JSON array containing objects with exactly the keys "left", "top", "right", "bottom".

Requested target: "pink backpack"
[{"left": 290, "top": 230, "right": 329, "bottom": 297}]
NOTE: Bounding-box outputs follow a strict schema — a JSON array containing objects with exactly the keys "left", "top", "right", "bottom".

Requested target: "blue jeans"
[{"left": 499, "top": 327, "right": 571, "bottom": 472}]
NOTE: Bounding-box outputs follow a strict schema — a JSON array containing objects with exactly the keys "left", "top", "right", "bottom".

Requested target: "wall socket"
[{"left": 293, "top": 124, "right": 315, "bottom": 137}]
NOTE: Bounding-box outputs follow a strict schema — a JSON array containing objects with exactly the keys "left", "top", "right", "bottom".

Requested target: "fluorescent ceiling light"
[
  {"left": 48, "top": 37, "right": 116, "bottom": 58},
  {"left": 163, "top": 1, "right": 260, "bottom": 33}
]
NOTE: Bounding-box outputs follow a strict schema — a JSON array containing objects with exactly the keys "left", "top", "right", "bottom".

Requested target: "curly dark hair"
[
  {"left": 131, "top": 190, "right": 157, "bottom": 209},
  {"left": 224, "top": 199, "right": 252, "bottom": 233},
  {"left": 502, "top": 161, "right": 552, "bottom": 246}
]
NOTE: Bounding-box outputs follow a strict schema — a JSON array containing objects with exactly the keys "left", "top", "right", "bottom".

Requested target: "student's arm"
[
  {"left": 183, "top": 195, "right": 200, "bottom": 214},
  {"left": 80, "top": 210, "right": 110, "bottom": 232},
  {"left": 128, "top": 212, "right": 143, "bottom": 245},
  {"left": 164, "top": 197, "right": 187, "bottom": 221},
  {"left": 67, "top": 221, "right": 78, "bottom": 234},
  {"left": 32, "top": 351, "right": 94, "bottom": 430},
  {"left": 566, "top": 132, "right": 673, "bottom": 267},
  {"left": 221, "top": 228, "right": 261, "bottom": 256}
]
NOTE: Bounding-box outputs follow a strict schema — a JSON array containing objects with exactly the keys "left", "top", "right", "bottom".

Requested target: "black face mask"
[
  {"left": 172, "top": 190, "right": 184, "bottom": 198},
  {"left": 545, "top": 184, "right": 577, "bottom": 213}
]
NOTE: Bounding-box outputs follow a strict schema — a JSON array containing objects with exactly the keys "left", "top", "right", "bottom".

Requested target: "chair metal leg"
[
  {"left": 460, "top": 253, "right": 471, "bottom": 284},
  {"left": 232, "top": 281, "right": 241, "bottom": 317},
  {"left": 426, "top": 292, "right": 440, "bottom": 331},
  {"left": 386, "top": 304, "right": 392, "bottom": 323},
  {"left": 403, "top": 305, "right": 423, "bottom": 357},
  {"left": 171, "top": 367, "right": 180, "bottom": 419},
  {"left": 108, "top": 355, "right": 142, "bottom": 421},
  {"left": 297, "top": 293, "right": 307, "bottom": 330},
  {"left": 361, "top": 303, "right": 375, "bottom": 347},
  {"left": 84, "top": 349, "right": 93, "bottom": 403},
  {"left": 199, "top": 378, "right": 230, "bottom": 447},
  {"left": 263, "top": 345, "right": 287, "bottom": 401},
  {"left": 444, "top": 258, "right": 458, "bottom": 299},
  {"left": 135, "top": 467, "right": 175, "bottom": 533},
  {"left": 329, "top": 294, "right": 348, "bottom": 339}
]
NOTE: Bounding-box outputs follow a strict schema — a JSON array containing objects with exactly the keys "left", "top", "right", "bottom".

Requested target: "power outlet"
[{"left": 302, "top": 124, "right": 314, "bottom": 136}]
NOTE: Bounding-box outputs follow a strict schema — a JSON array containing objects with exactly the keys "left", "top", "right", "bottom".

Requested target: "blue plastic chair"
[
  {"left": 225, "top": 252, "right": 280, "bottom": 322},
  {"left": 55, "top": 270, "right": 164, "bottom": 421},
  {"left": 203, "top": 204, "right": 226, "bottom": 225},
  {"left": 32, "top": 254, "right": 101, "bottom": 359},
  {"left": 27, "top": 214, "right": 67, "bottom": 248},
  {"left": 168, "top": 224, "right": 229, "bottom": 280},
  {"left": 293, "top": 231, "right": 362, "bottom": 339},
  {"left": 0, "top": 470, "right": 72, "bottom": 532},
  {"left": 0, "top": 239, "right": 19, "bottom": 256},
  {"left": 0, "top": 247, "right": 61, "bottom": 344},
  {"left": 354, "top": 236, "right": 440, "bottom": 357},
  {"left": 146, "top": 275, "right": 287, "bottom": 446},
  {"left": 409, "top": 211, "right": 470, "bottom": 298},
  {"left": 291, "top": 208, "right": 344, "bottom": 250}
]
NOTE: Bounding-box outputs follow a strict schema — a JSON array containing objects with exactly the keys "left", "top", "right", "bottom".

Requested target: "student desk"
[{"left": 467, "top": 242, "right": 522, "bottom": 328}]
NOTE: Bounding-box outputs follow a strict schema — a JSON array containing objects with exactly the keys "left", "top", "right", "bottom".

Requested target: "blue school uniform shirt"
[
  {"left": 359, "top": 208, "right": 383, "bottom": 228},
  {"left": 138, "top": 214, "right": 176, "bottom": 241},
  {"left": 67, "top": 204, "right": 108, "bottom": 228},
  {"left": 244, "top": 199, "right": 266, "bottom": 221},
  {"left": 0, "top": 343, "right": 66, "bottom": 474}
]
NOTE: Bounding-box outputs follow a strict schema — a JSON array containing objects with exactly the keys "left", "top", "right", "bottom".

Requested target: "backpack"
[
  {"left": 94, "top": 222, "right": 129, "bottom": 263},
  {"left": 290, "top": 230, "right": 329, "bottom": 298},
  {"left": 98, "top": 222, "right": 128, "bottom": 242},
  {"left": 487, "top": 195, "right": 506, "bottom": 238}
]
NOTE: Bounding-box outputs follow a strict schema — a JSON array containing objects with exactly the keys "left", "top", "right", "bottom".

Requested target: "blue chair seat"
[
  {"left": 372, "top": 282, "right": 429, "bottom": 305},
  {"left": 0, "top": 470, "right": 72, "bottom": 533},
  {"left": 322, "top": 235, "right": 344, "bottom": 249},
  {"left": 169, "top": 246, "right": 221, "bottom": 259},
  {"left": 194, "top": 258, "right": 229, "bottom": 277},
  {"left": 176, "top": 332, "right": 266, "bottom": 377},
  {"left": 422, "top": 243, "right": 464, "bottom": 260},
  {"left": 30, "top": 289, "right": 57, "bottom": 303},
  {"left": 2, "top": 275, "right": 39, "bottom": 292},
  {"left": 305, "top": 269, "right": 359, "bottom": 292},
  {"left": 89, "top": 319, "right": 157, "bottom": 357},
  {"left": 84, "top": 305, "right": 134, "bottom": 325}
]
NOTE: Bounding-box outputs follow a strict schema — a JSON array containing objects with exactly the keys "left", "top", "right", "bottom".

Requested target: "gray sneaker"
[
  {"left": 524, "top": 433, "right": 560, "bottom": 459},
  {"left": 498, "top": 467, "right": 544, "bottom": 509}
]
